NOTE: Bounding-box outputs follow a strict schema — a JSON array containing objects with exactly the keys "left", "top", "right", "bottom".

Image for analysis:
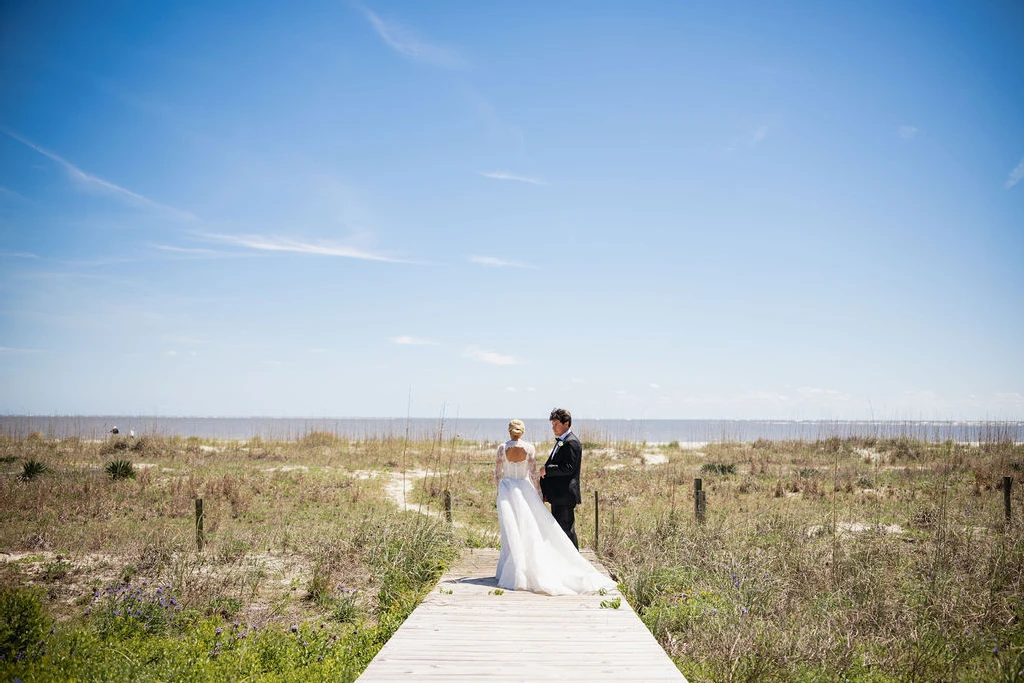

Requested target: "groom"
[{"left": 539, "top": 407, "right": 582, "bottom": 549}]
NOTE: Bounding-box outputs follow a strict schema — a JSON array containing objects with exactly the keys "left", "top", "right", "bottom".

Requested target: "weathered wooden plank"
[{"left": 357, "top": 548, "right": 687, "bottom": 682}]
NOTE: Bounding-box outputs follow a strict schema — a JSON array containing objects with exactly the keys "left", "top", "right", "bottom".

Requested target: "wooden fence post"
[
  {"left": 443, "top": 489, "right": 452, "bottom": 523},
  {"left": 694, "top": 478, "right": 706, "bottom": 523},
  {"left": 195, "top": 498, "right": 205, "bottom": 552},
  {"left": 1005, "top": 476, "right": 1013, "bottom": 524},
  {"left": 594, "top": 490, "right": 600, "bottom": 553}
]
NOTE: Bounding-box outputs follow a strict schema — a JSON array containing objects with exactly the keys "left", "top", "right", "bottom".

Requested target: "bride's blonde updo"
[{"left": 508, "top": 419, "right": 525, "bottom": 439}]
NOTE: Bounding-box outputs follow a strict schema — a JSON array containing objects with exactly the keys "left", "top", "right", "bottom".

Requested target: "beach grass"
[{"left": 1, "top": 431, "right": 1022, "bottom": 681}]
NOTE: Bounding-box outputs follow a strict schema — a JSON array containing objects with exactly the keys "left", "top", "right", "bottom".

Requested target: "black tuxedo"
[{"left": 540, "top": 431, "right": 582, "bottom": 548}]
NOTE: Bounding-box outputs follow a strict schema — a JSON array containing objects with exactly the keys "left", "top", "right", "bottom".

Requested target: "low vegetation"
[
  {"left": 420, "top": 434, "right": 1024, "bottom": 682},
  {"left": 0, "top": 430, "right": 1021, "bottom": 681}
]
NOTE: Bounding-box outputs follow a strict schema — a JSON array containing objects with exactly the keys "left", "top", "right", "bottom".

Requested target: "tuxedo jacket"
[{"left": 540, "top": 432, "right": 582, "bottom": 507}]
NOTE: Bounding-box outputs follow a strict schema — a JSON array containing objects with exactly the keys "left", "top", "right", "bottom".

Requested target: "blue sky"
[{"left": 1, "top": 0, "right": 1022, "bottom": 420}]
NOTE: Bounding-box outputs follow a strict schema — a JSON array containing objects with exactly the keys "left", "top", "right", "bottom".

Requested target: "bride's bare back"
[
  {"left": 504, "top": 445, "right": 527, "bottom": 463},
  {"left": 494, "top": 439, "right": 539, "bottom": 494}
]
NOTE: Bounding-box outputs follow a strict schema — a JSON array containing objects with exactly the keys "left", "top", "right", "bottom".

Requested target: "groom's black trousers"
[{"left": 551, "top": 504, "right": 578, "bottom": 549}]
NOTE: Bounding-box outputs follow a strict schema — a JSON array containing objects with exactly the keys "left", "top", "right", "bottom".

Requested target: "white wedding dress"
[{"left": 494, "top": 439, "right": 616, "bottom": 595}]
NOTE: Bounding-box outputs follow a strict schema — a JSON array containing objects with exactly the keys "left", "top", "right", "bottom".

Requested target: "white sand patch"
[
  {"left": 261, "top": 465, "right": 309, "bottom": 473},
  {"left": 642, "top": 452, "right": 668, "bottom": 465},
  {"left": 135, "top": 463, "right": 158, "bottom": 469},
  {"left": 383, "top": 470, "right": 430, "bottom": 512},
  {"left": 676, "top": 442, "right": 709, "bottom": 450},
  {"left": 604, "top": 464, "right": 628, "bottom": 471},
  {"left": 199, "top": 445, "right": 222, "bottom": 453},
  {"left": 856, "top": 448, "right": 883, "bottom": 463}
]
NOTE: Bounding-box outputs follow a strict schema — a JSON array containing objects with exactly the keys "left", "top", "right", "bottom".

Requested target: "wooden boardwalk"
[{"left": 357, "top": 548, "right": 687, "bottom": 682}]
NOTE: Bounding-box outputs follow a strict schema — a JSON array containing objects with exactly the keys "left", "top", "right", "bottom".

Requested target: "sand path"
[{"left": 382, "top": 470, "right": 467, "bottom": 528}]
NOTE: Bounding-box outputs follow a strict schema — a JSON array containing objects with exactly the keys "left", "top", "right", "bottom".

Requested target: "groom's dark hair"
[{"left": 549, "top": 408, "right": 572, "bottom": 427}]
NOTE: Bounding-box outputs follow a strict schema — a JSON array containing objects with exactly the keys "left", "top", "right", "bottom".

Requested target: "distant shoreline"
[{"left": 2, "top": 415, "right": 1021, "bottom": 443}]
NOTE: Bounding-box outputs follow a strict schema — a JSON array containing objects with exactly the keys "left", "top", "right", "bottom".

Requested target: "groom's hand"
[{"left": 539, "top": 468, "right": 546, "bottom": 478}]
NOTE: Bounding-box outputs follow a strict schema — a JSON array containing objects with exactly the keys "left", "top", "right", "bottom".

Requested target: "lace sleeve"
[
  {"left": 494, "top": 443, "right": 505, "bottom": 486},
  {"left": 526, "top": 443, "right": 540, "bottom": 495}
]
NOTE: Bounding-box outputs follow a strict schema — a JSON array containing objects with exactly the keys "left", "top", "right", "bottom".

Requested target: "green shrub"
[
  {"left": 360, "top": 515, "right": 458, "bottom": 617},
  {"left": 19, "top": 459, "right": 47, "bottom": 481},
  {"left": 89, "top": 582, "right": 182, "bottom": 637},
  {"left": 701, "top": 462, "right": 736, "bottom": 475},
  {"left": 332, "top": 589, "right": 360, "bottom": 624},
  {"left": 104, "top": 459, "right": 136, "bottom": 480},
  {"left": 130, "top": 436, "right": 157, "bottom": 454},
  {"left": 0, "top": 586, "right": 50, "bottom": 661},
  {"left": 100, "top": 438, "right": 131, "bottom": 455},
  {"left": 300, "top": 431, "right": 341, "bottom": 448},
  {"left": 42, "top": 558, "right": 73, "bottom": 582}
]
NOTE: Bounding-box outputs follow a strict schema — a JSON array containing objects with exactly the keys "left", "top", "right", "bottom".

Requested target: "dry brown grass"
[
  {"left": 417, "top": 434, "right": 1024, "bottom": 681},
  {"left": 3, "top": 432, "right": 1022, "bottom": 681},
  {"left": 0, "top": 433, "right": 458, "bottom": 629}
]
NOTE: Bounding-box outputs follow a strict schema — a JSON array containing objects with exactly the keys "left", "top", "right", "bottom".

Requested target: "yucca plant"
[
  {"left": 700, "top": 462, "right": 736, "bottom": 475},
  {"left": 20, "top": 459, "right": 47, "bottom": 481},
  {"left": 104, "top": 459, "right": 136, "bottom": 480}
]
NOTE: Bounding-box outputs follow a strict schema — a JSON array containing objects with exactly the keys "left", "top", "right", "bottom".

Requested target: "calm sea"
[{"left": 1, "top": 416, "right": 1021, "bottom": 443}]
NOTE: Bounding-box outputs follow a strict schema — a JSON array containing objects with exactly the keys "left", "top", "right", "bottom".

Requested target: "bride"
[{"left": 494, "top": 419, "right": 616, "bottom": 595}]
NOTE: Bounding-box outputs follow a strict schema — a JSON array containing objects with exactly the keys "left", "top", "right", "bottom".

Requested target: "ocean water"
[{"left": 1, "top": 415, "right": 1021, "bottom": 444}]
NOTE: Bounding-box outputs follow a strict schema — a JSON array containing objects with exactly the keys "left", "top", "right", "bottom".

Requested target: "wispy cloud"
[
  {"left": 1, "top": 128, "right": 196, "bottom": 221},
  {"left": 200, "top": 233, "right": 412, "bottom": 263},
  {"left": 150, "top": 244, "right": 258, "bottom": 261},
  {"left": 155, "top": 244, "right": 253, "bottom": 261},
  {"left": 0, "top": 346, "right": 40, "bottom": 354},
  {"left": 153, "top": 244, "right": 218, "bottom": 255},
  {"left": 0, "top": 185, "right": 33, "bottom": 203},
  {"left": 0, "top": 250, "right": 39, "bottom": 259},
  {"left": 162, "top": 335, "right": 207, "bottom": 345},
  {"left": 899, "top": 125, "right": 918, "bottom": 139},
  {"left": 469, "top": 255, "right": 537, "bottom": 269},
  {"left": 478, "top": 170, "right": 546, "bottom": 185},
  {"left": 796, "top": 386, "right": 852, "bottom": 401},
  {"left": 724, "top": 124, "right": 769, "bottom": 155},
  {"left": 1005, "top": 154, "right": 1024, "bottom": 189},
  {"left": 993, "top": 392, "right": 1023, "bottom": 406},
  {"left": 390, "top": 335, "right": 438, "bottom": 345},
  {"left": 464, "top": 345, "right": 518, "bottom": 365},
  {"left": 741, "top": 389, "right": 789, "bottom": 403},
  {"left": 358, "top": 5, "right": 464, "bottom": 69}
]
